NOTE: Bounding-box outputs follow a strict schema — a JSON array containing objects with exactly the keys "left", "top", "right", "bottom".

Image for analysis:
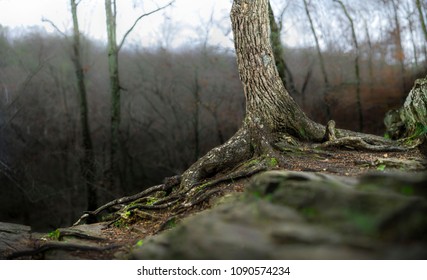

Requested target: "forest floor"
[{"left": 6, "top": 146, "right": 426, "bottom": 260}]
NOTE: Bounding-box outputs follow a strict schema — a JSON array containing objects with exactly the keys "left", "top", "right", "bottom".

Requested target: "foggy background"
[{"left": 0, "top": 0, "right": 426, "bottom": 230}]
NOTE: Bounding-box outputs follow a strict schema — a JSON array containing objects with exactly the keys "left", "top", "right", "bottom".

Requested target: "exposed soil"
[{"left": 9, "top": 147, "right": 426, "bottom": 260}]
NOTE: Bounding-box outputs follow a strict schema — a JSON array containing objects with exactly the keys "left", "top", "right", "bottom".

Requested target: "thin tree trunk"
[
  {"left": 364, "top": 20, "right": 374, "bottom": 86},
  {"left": 391, "top": 0, "right": 406, "bottom": 98},
  {"left": 268, "top": 2, "right": 286, "bottom": 89},
  {"left": 302, "top": 0, "right": 331, "bottom": 120},
  {"left": 268, "top": 2, "right": 298, "bottom": 97},
  {"left": 416, "top": 0, "right": 427, "bottom": 68},
  {"left": 105, "top": 0, "right": 121, "bottom": 188},
  {"left": 71, "top": 0, "right": 97, "bottom": 210},
  {"left": 407, "top": 14, "right": 419, "bottom": 68},
  {"left": 334, "top": 0, "right": 363, "bottom": 132},
  {"left": 192, "top": 70, "right": 200, "bottom": 161},
  {"left": 416, "top": 0, "right": 427, "bottom": 42}
]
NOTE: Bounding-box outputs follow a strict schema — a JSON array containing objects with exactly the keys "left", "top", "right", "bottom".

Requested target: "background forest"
[{"left": 0, "top": 0, "right": 426, "bottom": 230}]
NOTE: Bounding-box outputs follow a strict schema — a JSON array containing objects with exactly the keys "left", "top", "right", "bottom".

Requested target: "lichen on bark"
[{"left": 385, "top": 76, "right": 427, "bottom": 141}]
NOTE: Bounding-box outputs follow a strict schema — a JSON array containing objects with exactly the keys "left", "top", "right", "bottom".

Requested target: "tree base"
[{"left": 74, "top": 119, "right": 416, "bottom": 227}]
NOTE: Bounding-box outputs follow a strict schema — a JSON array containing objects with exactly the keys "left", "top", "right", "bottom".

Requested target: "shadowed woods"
[{"left": 0, "top": 0, "right": 426, "bottom": 231}]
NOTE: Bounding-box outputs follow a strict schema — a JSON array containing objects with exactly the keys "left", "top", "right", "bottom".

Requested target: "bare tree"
[
  {"left": 268, "top": 1, "right": 298, "bottom": 97},
  {"left": 302, "top": 0, "right": 331, "bottom": 120},
  {"left": 104, "top": 0, "right": 174, "bottom": 188},
  {"left": 416, "top": 0, "right": 427, "bottom": 42},
  {"left": 389, "top": 0, "right": 407, "bottom": 96},
  {"left": 333, "top": 0, "right": 363, "bottom": 132},
  {"left": 70, "top": 0, "right": 97, "bottom": 211}
]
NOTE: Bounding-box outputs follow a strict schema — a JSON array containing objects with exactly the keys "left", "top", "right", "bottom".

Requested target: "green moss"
[
  {"left": 195, "top": 182, "right": 210, "bottom": 192},
  {"left": 268, "top": 157, "right": 278, "bottom": 167},
  {"left": 145, "top": 197, "right": 158, "bottom": 206},
  {"left": 411, "top": 123, "right": 427, "bottom": 139},
  {"left": 376, "top": 164, "right": 386, "bottom": 171},
  {"left": 400, "top": 185, "right": 414, "bottom": 196},
  {"left": 298, "top": 127, "right": 307, "bottom": 139},
  {"left": 244, "top": 158, "right": 261, "bottom": 167},
  {"left": 163, "top": 217, "right": 177, "bottom": 230},
  {"left": 345, "top": 210, "right": 377, "bottom": 235},
  {"left": 113, "top": 219, "right": 128, "bottom": 228},
  {"left": 301, "top": 207, "right": 319, "bottom": 219},
  {"left": 47, "top": 229, "right": 61, "bottom": 240}
]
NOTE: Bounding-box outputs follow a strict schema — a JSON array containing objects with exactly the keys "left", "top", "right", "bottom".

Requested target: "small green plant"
[
  {"left": 113, "top": 218, "right": 129, "bottom": 228},
  {"left": 135, "top": 240, "right": 144, "bottom": 247},
  {"left": 48, "top": 229, "right": 61, "bottom": 240},
  {"left": 145, "top": 196, "right": 158, "bottom": 206},
  {"left": 120, "top": 210, "right": 131, "bottom": 219},
  {"left": 268, "top": 157, "right": 278, "bottom": 167},
  {"left": 376, "top": 164, "right": 386, "bottom": 171}
]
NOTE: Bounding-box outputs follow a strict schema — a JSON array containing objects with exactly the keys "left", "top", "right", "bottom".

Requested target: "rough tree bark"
[
  {"left": 385, "top": 76, "right": 427, "bottom": 141},
  {"left": 179, "top": 0, "right": 326, "bottom": 192},
  {"left": 179, "top": 0, "right": 402, "bottom": 192}
]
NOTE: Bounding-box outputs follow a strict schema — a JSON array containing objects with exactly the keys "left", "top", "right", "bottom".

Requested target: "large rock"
[
  {"left": 129, "top": 171, "right": 427, "bottom": 259},
  {"left": 0, "top": 222, "right": 32, "bottom": 259}
]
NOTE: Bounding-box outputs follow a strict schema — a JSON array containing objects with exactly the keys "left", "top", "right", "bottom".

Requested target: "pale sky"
[{"left": 0, "top": 0, "right": 234, "bottom": 49}]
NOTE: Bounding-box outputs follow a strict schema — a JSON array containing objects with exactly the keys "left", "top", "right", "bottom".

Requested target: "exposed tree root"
[
  {"left": 73, "top": 149, "right": 267, "bottom": 226},
  {"left": 316, "top": 136, "right": 408, "bottom": 151},
  {"left": 73, "top": 178, "right": 180, "bottom": 225},
  {"left": 73, "top": 117, "right": 414, "bottom": 229}
]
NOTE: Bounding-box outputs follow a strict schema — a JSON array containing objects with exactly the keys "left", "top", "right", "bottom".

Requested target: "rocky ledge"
[{"left": 129, "top": 171, "right": 427, "bottom": 259}]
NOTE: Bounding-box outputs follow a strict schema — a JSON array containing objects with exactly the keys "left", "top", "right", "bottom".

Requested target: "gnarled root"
[{"left": 74, "top": 120, "right": 416, "bottom": 227}]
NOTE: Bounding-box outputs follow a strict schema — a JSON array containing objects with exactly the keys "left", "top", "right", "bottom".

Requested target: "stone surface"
[
  {"left": 129, "top": 171, "right": 427, "bottom": 260},
  {"left": 0, "top": 222, "right": 32, "bottom": 259}
]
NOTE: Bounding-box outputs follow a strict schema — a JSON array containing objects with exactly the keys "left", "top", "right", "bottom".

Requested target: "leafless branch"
[
  {"left": 41, "top": 18, "right": 69, "bottom": 39},
  {"left": 118, "top": 0, "right": 175, "bottom": 51}
]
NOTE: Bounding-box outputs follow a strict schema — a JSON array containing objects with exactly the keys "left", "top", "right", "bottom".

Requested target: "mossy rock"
[{"left": 129, "top": 171, "right": 427, "bottom": 260}]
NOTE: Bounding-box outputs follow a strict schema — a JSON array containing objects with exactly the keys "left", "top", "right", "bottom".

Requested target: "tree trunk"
[
  {"left": 416, "top": 0, "right": 427, "bottom": 43},
  {"left": 302, "top": 0, "right": 331, "bottom": 120},
  {"left": 192, "top": 70, "right": 200, "bottom": 162},
  {"left": 385, "top": 76, "right": 427, "bottom": 140},
  {"left": 71, "top": 0, "right": 97, "bottom": 210},
  {"left": 268, "top": 2, "right": 298, "bottom": 98},
  {"left": 391, "top": 0, "right": 406, "bottom": 99},
  {"left": 334, "top": 0, "right": 363, "bottom": 132},
  {"left": 232, "top": 0, "right": 323, "bottom": 140},
  {"left": 180, "top": 0, "right": 324, "bottom": 190},
  {"left": 105, "top": 0, "right": 121, "bottom": 188}
]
